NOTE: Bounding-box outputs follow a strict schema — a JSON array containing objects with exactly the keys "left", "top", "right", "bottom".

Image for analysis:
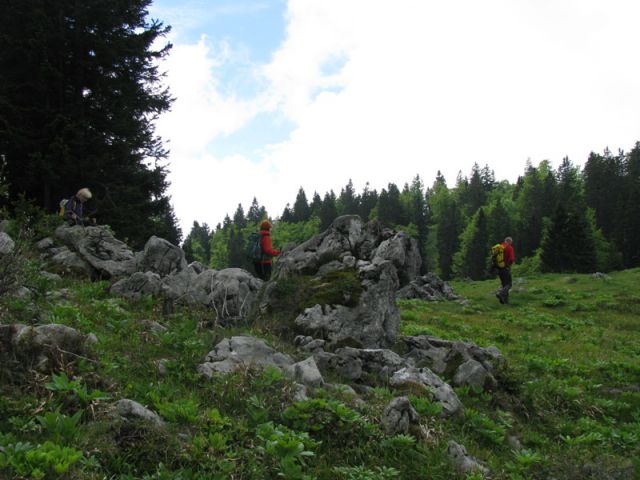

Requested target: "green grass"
[
  {"left": 399, "top": 268, "right": 640, "bottom": 479},
  {"left": 1, "top": 267, "right": 639, "bottom": 479}
]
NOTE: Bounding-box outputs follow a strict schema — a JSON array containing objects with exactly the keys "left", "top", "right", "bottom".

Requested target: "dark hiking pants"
[{"left": 498, "top": 267, "right": 512, "bottom": 303}]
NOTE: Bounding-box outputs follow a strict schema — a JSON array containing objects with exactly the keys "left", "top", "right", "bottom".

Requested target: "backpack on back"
[
  {"left": 491, "top": 243, "right": 506, "bottom": 269},
  {"left": 245, "top": 232, "right": 263, "bottom": 262}
]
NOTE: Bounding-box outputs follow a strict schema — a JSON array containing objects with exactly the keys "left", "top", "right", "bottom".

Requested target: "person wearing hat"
[
  {"left": 254, "top": 219, "right": 281, "bottom": 281},
  {"left": 63, "top": 188, "right": 95, "bottom": 226}
]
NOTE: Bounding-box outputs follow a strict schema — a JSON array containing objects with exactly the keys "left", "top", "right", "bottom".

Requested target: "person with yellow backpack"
[{"left": 491, "top": 236, "right": 515, "bottom": 304}]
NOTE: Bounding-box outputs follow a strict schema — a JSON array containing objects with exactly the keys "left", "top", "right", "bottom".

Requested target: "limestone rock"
[
  {"left": 265, "top": 215, "right": 421, "bottom": 348},
  {"left": 138, "top": 236, "right": 187, "bottom": 277},
  {"left": 3, "top": 323, "right": 96, "bottom": 372},
  {"left": 286, "top": 356, "right": 324, "bottom": 387},
  {"left": 198, "top": 336, "right": 294, "bottom": 378},
  {"left": 447, "top": 441, "right": 489, "bottom": 475},
  {"left": 111, "top": 271, "right": 163, "bottom": 299},
  {"left": 0, "top": 232, "right": 15, "bottom": 255},
  {"left": 396, "top": 273, "right": 459, "bottom": 301},
  {"left": 381, "top": 396, "right": 420, "bottom": 435},
  {"left": 390, "top": 367, "right": 462, "bottom": 417},
  {"left": 116, "top": 399, "right": 164, "bottom": 426},
  {"left": 55, "top": 225, "right": 136, "bottom": 278}
]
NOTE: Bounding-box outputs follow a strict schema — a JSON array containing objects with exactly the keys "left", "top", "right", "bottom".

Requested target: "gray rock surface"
[
  {"left": 197, "top": 336, "right": 294, "bottom": 378},
  {"left": 400, "top": 335, "right": 504, "bottom": 387},
  {"left": 1, "top": 323, "right": 96, "bottom": 372},
  {"left": 313, "top": 346, "right": 408, "bottom": 382},
  {"left": 286, "top": 356, "right": 324, "bottom": 387},
  {"left": 381, "top": 396, "right": 420, "bottom": 435},
  {"left": 447, "top": 441, "right": 489, "bottom": 475},
  {"left": 390, "top": 367, "right": 462, "bottom": 417},
  {"left": 0, "top": 232, "right": 15, "bottom": 255},
  {"left": 111, "top": 271, "right": 163, "bottom": 299},
  {"left": 55, "top": 225, "right": 136, "bottom": 278},
  {"left": 116, "top": 399, "right": 164, "bottom": 426},
  {"left": 396, "top": 273, "right": 459, "bottom": 301},
  {"left": 267, "top": 215, "right": 421, "bottom": 348},
  {"left": 138, "top": 236, "right": 187, "bottom": 277}
]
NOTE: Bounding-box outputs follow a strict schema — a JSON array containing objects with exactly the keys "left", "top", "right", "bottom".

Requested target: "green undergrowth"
[
  {"left": 399, "top": 268, "right": 640, "bottom": 479},
  {"left": 258, "top": 269, "right": 362, "bottom": 339},
  {"left": 1, "top": 265, "right": 638, "bottom": 478}
]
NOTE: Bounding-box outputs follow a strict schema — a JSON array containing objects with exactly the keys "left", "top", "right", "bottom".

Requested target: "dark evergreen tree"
[
  {"left": 377, "top": 183, "right": 404, "bottom": 225},
  {"left": 318, "top": 191, "right": 338, "bottom": 231},
  {"left": 406, "top": 175, "right": 429, "bottom": 272},
  {"left": 281, "top": 204, "right": 294, "bottom": 223},
  {"left": 182, "top": 221, "right": 211, "bottom": 264},
  {"left": 540, "top": 203, "right": 597, "bottom": 273},
  {"left": 620, "top": 143, "right": 640, "bottom": 266},
  {"left": 227, "top": 227, "right": 245, "bottom": 269},
  {"left": 0, "top": 0, "right": 175, "bottom": 248},
  {"left": 292, "top": 187, "right": 311, "bottom": 222},
  {"left": 436, "top": 196, "right": 463, "bottom": 280},
  {"left": 358, "top": 182, "right": 378, "bottom": 220},
  {"left": 583, "top": 149, "right": 625, "bottom": 246},
  {"left": 337, "top": 179, "right": 359, "bottom": 216},
  {"left": 487, "top": 198, "right": 512, "bottom": 246},
  {"left": 247, "top": 197, "right": 263, "bottom": 224},
  {"left": 233, "top": 203, "right": 247, "bottom": 229},
  {"left": 455, "top": 208, "right": 490, "bottom": 280},
  {"left": 310, "top": 192, "right": 322, "bottom": 217}
]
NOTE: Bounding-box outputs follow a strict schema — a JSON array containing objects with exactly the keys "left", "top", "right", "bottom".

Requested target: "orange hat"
[{"left": 260, "top": 220, "right": 272, "bottom": 230}]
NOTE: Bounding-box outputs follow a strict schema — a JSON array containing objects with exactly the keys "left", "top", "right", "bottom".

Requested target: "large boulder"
[
  {"left": 161, "top": 267, "right": 263, "bottom": 323},
  {"left": 197, "top": 336, "right": 294, "bottom": 377},
  {"left": 400, "top": 335, "right": 504, "bottom": 389},
  {"left": 111, "top": 271, "right": 163, "bottom": 299},
  {"left": 138, "top": 236, "right": 187, "bottom": 277},
  {"left": 390, "top": 367, "right": 462, "bottom": 417},
  {"left": 396, "top": 273, "right": 459, "bottom": 301},
  {"left": 1, "top": 323, "right": 97, "bottom": 372},
  {"left": 264, "top": 215, "right": 421, "bottom": 348},
  {"left": 55, "top": 225, "right": 136, "bottom": 278},
  {"left": 381, "top": 396, "right": 420, "bottom": 435},
  {"left": 313, "top": 347, "right": 408, "bottom": 382},
  {"left": 0, "top": 231, "right": 15, "bottom": 255}
]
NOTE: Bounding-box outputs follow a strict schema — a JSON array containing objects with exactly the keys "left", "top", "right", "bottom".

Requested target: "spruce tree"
[
  {"left": 337, "top": 179, "right": 359, "bottom": 215},
  {"left": 292, "top": 187, "right": 311, "bottom": 222},
  {"left": 0, "top": 0, "right": 176, "bottom": 248},
  {"left": 455, "top": 208, "right": 490, "bottom": 280},
  {"left": 318, "top": 191, "right": 338, "bottom": 231}
]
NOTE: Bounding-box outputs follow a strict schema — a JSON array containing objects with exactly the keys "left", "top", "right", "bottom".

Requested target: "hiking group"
[{"left": 492, "top": 236, "right": 515, "bottom": 304}]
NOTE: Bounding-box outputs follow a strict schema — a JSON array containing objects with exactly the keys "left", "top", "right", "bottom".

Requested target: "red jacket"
[
  {"left": 502, "top": 242, "right": 515, "bottom": 267},
  {"left": 260, "top": 230, "right": 280, "bottom": 264}
]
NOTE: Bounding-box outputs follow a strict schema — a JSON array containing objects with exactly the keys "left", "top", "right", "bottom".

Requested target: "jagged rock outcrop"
[
  {"left": 400, "top": 335, "right": 504, "bottom": 390},
  {"left": 263, "top": 215, "right": 421, "bottom": 348},
  {"left": 382, "top": 396, "right": 420, "bottom": 435},
  {"left": 138, "top": 236, "right": 187, "bottom": 276},
  {"left": 0, "top": 323, "right": 97, "bottom": 373},
  {"left": 313, "top": 347, "right": 407, "bottom": 382},
  {"left": 53, "top": 225, "right": 137, "bottom": 278},
  {"left": 110, "top": 271, "right": 163, "bottom": 299},
  {"left": 197, "top": 336, "right": 325, "bottom": 388},
  {"left": 447, "top": 441, "right": 489, "bottom": 475},
  {"left": 390, "top": 367, "right": 462, "bottom": 417},
  {"left": 396, "top": 273, "right": 459, "bottom": 301}
]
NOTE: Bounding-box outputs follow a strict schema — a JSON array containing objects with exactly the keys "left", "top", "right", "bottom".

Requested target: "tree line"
[
  {"left": 184, "top": 144, "right": 640, "bottom": 279},
  {"left": 0, "top": 0, "right": 181, "bottom": 248}
]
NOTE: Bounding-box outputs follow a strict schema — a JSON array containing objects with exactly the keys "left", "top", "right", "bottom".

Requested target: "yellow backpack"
[{"left": 491, "top": 243, "right": 506, "bottom": 268}]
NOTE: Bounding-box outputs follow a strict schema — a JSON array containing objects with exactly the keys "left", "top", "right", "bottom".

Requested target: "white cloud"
[{"left": 157, "top": 0, "right": 640, "bottom": 234}]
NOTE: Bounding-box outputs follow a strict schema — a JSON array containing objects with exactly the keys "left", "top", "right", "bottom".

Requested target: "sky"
[{"left": 147, "top": 0, "right": 640, "bottom": 234}]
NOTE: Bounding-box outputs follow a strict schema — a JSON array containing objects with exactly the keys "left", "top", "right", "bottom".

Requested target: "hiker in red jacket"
[
  {"left": 496, "top": 236, "right": 515, "bottom": 304},
  {"left": 254, "top": 220, "right": 281, "bottom": 281}
]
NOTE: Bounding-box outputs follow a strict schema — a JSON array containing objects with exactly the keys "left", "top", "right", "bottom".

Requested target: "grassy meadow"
[{"left": 0, "top": 268, "right": 638, "bottom": 479}]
